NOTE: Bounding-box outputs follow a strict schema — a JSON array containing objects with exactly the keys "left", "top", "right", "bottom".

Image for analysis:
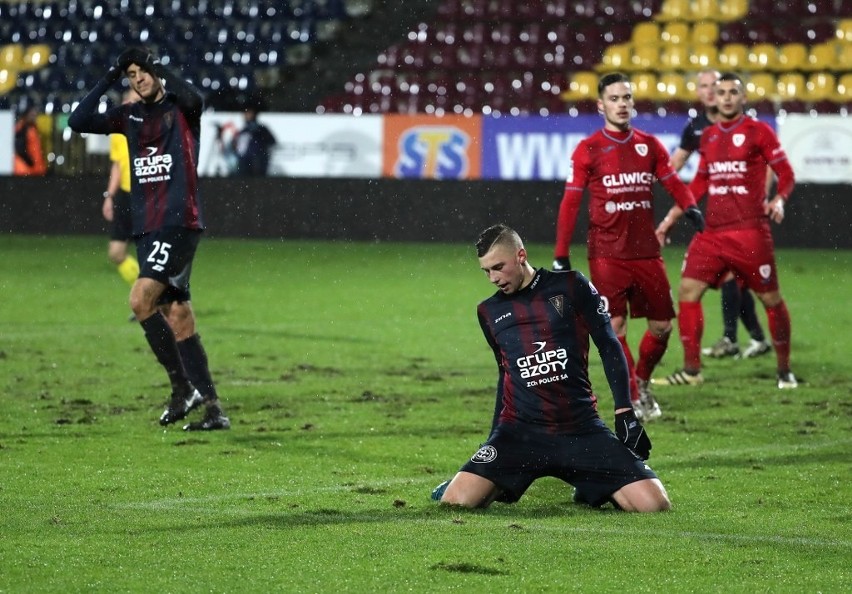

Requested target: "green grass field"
[{"left": 1, "top": 235, "right": 849, "bottom": 593}]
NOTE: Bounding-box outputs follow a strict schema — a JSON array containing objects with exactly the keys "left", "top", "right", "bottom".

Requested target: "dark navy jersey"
[
  {"left": 678, "top": 110, "right": 714, "bottom": 154},
  {"left": 69, "top": 69, "right": 204, "bottom": 235},
  {"left": 477, "top": 268, "right": 630, "bottom": 434}
]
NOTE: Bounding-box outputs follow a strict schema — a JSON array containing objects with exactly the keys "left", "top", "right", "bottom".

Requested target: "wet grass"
[{"left": 0, "top": 235, "right": 850, "bottom": 592}]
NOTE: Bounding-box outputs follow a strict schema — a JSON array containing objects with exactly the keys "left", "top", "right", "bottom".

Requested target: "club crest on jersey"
[
  {"left": 635, "top": 143, "right": 648, "bottom": 156},
  {"left": 549, "top": 295, "right": 564, "bottom": 317},
  {"left": 733, "top": 133, "right": 745, "bottom": 147},
  {"left": 759, "top": 264, "right": 772, "bottom": 279},
  {"left": 471, "top": 445, "right": 497, "bottom": 464}
]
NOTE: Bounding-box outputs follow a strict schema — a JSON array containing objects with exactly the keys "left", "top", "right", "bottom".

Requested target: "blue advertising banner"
[{"left": 481, "top": 114, "right": 695, "bottom": 181}]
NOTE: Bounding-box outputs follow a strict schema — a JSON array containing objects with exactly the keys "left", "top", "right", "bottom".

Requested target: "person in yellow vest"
[{"left": 102, "top": 89, "right": 141, "bottom": 304}]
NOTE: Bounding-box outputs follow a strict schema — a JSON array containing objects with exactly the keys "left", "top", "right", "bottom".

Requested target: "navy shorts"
[
  {"left": 135, "top": 227, "right": 202, "bottom": 304},
  {"left": 459, "top": 423, "right": 658, "bottom": 507},
  {"left": 109, "top": 190, "right": 133, "bottom": 242}
]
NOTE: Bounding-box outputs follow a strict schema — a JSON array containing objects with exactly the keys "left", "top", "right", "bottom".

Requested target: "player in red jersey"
[
  {"left": 654, "top": 73, "right": 798, "bottom": 389},
  {"left": 553, "top": 73, "right": 705, "bottom": 421}
]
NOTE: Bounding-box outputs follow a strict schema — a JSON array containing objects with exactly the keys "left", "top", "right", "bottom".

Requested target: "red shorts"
[
  {"left": 682, "top": 227, "right": 779, "bottom": 293},
  {"left": 588, "top": 257, "right": 675, "bottom": 321}
]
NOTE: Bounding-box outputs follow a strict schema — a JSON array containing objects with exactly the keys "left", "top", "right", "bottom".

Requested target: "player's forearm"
[
  {"left": 592, "top": 325, "right": 632, "bottom": 410},
  {"left": 771, "top": 158, "right": 795, "bottom": 200},
  {"left": 153, "top": 62, "right": 203, "bottom": 114},
  {"left": 106, "top": 161, "right": 121, "bottom": 196},
  {"left": 670, "top": 148, "right": 689, "bottom": 172},
  {"left": 554, "top": 190, "right": 582, "bottom": 259},
  {"left": 68, "top": 73, "right": 119, "bottom": 133}
]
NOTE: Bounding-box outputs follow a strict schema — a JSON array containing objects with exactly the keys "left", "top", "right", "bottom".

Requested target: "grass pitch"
[{"left": 0, "top": 235, "right": 850, "bottom": 593}]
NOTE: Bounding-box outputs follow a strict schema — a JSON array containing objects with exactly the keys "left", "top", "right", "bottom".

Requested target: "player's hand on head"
[
  {"left": 115, "top": 47, "right": 159, "bottom": 71},
  {"left": 684, "top": 205, "right": 705, "bottom": 232},
  {"left": 615, "top": 410, "right": 652, "bottom": 460},
  {"left": 552, "top": 257, "right": 571, "bottom": 271}
]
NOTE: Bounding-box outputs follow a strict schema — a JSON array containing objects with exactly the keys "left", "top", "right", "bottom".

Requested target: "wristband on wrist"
[{"left": 103, "top": 191, "right": 113, "bottom": 199}]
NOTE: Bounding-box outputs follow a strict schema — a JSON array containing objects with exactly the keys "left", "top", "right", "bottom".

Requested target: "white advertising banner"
[
  {"left": 0, "top": 111, "right": 13, "bottom": 174},
  {"left": 778, "top": 114, "right": 852, "bottom": 184},
  {"left": 198, "top": 113, "right": 383, "bottom": 178}
]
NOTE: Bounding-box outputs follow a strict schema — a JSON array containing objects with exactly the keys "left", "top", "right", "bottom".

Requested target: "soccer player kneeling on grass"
[{"left": 432, "top": 225, "right": 670, "bottom": 512}]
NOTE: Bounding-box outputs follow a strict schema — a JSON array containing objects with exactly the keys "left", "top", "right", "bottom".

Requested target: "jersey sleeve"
[
  {"left": 757, "top": 122, "right": 795, "bottom": 200},
  {"left": 652, "top": 136, "right": 697, "bottom": 209},
  {"left": 570, "top": 272, "right": 631, "bottom": 410},
  {"left": 554, "top": 142, "right": 590, "bottom": 259},
  {"left": 477, "top": 306, "right": 506, "bottom": 434}
]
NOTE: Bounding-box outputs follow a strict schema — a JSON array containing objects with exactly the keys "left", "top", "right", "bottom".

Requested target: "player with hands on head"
[
  {"left": 654, "top": 72, "right": 797, "bottom": 390},
  {"left": 432, "top": 224, "right": 669, "bottom": 512},
  {"left": 553, "top": 72, "right": 703, "bottom": 422},
  {"left": 69, "top": 46, "right": 231, "bottom": 430}
]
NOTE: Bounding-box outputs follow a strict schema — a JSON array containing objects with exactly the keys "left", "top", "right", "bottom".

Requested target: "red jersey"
[
  {"left": 689, "top": 115, "right": 795, "bottom": 232},
  {"left": 555, "top": 127, "right": 695, "bottom": 260}
]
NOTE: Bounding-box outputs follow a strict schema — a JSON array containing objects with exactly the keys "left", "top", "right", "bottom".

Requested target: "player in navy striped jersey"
[
  {"left": 69, "top": 47, "right": 230, "bottom": 430},
  {"left": 434, "top": 225, "right": 670, "bottom": 512}
]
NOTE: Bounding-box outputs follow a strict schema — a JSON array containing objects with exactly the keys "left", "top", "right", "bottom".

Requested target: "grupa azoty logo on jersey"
[
  {"left": 134, "top": 146, "right": 173, "bottom": 184},
  {"left": 516, "top": 340, "right": 569, "bottom": 381}
]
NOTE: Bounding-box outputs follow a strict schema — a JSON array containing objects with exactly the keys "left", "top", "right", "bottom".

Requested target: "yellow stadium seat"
[
  {"left": 836, "top": 73, "right": 852, "bottom": 102},
  {"left": 746, "top": 73, "right": 776, "bottom": 101},
  {"left": 596, "top": 43, "right": 632, "bottom": 72},
  {"left": 561, "top": 71, "right": 599, "bottom": 101},
  {"left": 631, "top": 72, "right": 658, "bottom": 100},
  {"left": 690, "top": 0, "right": 719, "bottom": 21},
  {"left": 659, "top": 44, "right": 689, "bottom": 70},
  {"left": 839, "top": 43, "right": 852, "bottom": 71},
  {"left": 629, "top": 45, "right": 660, "bottom": 71},
  {"left": 718, "top": 43, "right": 749, "bottom": 70},
  {"left": 661, "top": 22, "right": 690, "bottom": 46},
  {"left": 657, "top": 72, "right": 690, "bottom": 101},
  {"left": 657, "top": 0, "right": 690, "bottom": 21},
  {"left": 805, "top": 42, "right": 837, "bottom": 72},
  {"left": 0, "top": 44, "right": 24, "bottom": 69},
  {"left": 631, "top": 22, "right": 661, "bottom": 47},
  {"left": 806, "top": 72, "right": 836, "bottom": 102},
  {"left": 0, "top": 67, "right": 17, "bottom": 96},
  {"left": 691, "top": 22, "right": 719, "bottom": 46},
  {"left": 746, "top": 43, "right": 778, "bottom": 71},
  {"left": 20, "top": 44, "right": 51, "bottom": 71},
  {"left": 776, "top": 43, "right": 808, "bottom": 72},
  {"left": 718, "top": 0, "right": 748, "bottom": 21},
  {"left": 690, "top": 44, "right": 719, "bottom": 69},
  {"left": 836, "top": 19, "right": 852, "bottom": 44},
  {"left": 776, "top": 73, "right": 806, "bottom": 101}
]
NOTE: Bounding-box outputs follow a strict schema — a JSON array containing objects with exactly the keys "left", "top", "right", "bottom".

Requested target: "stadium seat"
[
  {"left": 20, "top": 44, "right": 51, "bottom": 71},
  {"left": 657, "top": 72, "right": 689, "bottom": 101},
  {"left": 837, "top": 73, "right": 852, "bottom": 103},
  {"left": 746, "top": 43, "right": 778, "bottom": 71},
  {"left": 0, "top": 68, "right": 15, "bottom": 96},
  {"left": 689, "top": 0, "right": 719, "bottom": 21},
  {"left": 661, "top": 22, "right": 690, "bottom": 46},
  {"left": 691, "top": 22, "right": 719, "bottom": 46},
  {"left": 837, "top": 19, "right": 852, "bottom": 44},
  {"left": 659, "top": 44, "right": 689, "bottom": 70},
  {"left": 776, "top": 43, "right": 808, "bottom": 71},
  {"left": 806, "top": 72, "right": 836, "bottom": 103},
  {"left": 776, "top": 73, "right": 806, "bottom": 102},
  {"left": 804, "top": 42, "right": 837, "bottom": 72},
  {"left": 656, "top": 0, "right": 690, "bottom": 21},
  {"left": 630, "top": 45, "right": 660, "bottom": 71},
  {"left": 596, "top": 43, "right": 632, "bottom": 71},
  {"left": 690, "top": 44, "right": 718, "bottom": 69},
  {"left": 718, "top": 43, "right": 749, "bottom": 70},
  {"left": 561, "top": 70, "right": 599, "bottom": 101},
  {"left": 717, "top": 0, "right": 748, "bottom": 21},
  {"left": 839, "top": 43, "right": 852, "bottom": 71},
  {"left": 745, "top": 73, "right": 776, "bottom": 101},
  {"left": 0, "top": 44, "right": 23, "bottom": 69},
  {"left": 631, "top": 21, "right": 661, "bottom": 47},
  {"left": 631, "top": 72, "right": 658, "bottom": 100}
]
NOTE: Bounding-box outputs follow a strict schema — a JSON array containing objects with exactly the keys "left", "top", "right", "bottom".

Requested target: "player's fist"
[
  {"left": 552, "top": 257, "right": 571, "bottom": 271},
  {"left": 683, "top": 205, "right": 705, "bottom": 232},
  {"left": 615, "top": 410, "right": 652, "bottom": 460}
]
